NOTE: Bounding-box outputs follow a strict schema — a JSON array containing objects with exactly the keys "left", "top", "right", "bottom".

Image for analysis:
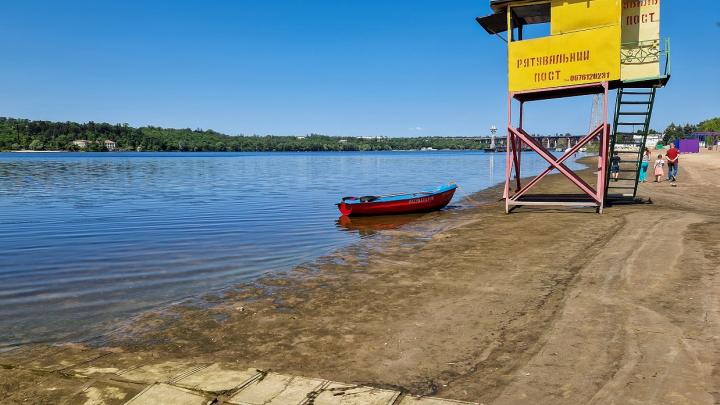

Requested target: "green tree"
[
  {"left": 662, "top": 123, "right": 683, "bottom": 144},
  {"left": 29, "top": 139, "right": 44, "bottom": 150},
  {"left": 698, "top": 117, "right": 720, "bottom": 132}
]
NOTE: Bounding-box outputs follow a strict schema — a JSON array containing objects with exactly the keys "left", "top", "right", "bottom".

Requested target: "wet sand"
[{"left": 2, "top": 151, "right": 719, "bottom": 404}]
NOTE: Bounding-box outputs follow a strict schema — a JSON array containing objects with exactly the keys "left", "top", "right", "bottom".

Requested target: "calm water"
[{"left": 0, "top": 151, "right": 585, "bottom": 347}]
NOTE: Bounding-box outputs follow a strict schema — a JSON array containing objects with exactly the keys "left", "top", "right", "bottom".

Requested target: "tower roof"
[
  {"left": 476, "top": 2, "right": 550, "bottom": 35},
  {"left": 490, "top": 0, "right": 546, "bottom": 12}
]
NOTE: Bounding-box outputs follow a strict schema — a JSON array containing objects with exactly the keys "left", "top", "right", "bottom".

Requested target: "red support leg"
[
  {"left": 515, "top": 101, "right": 524, "bottom": 192},
  {"left": 504, "top": 93, "right": 513, "bottom": 213},
  {"left": 596, "top": 83, "right": 609, "bottom": 213}
]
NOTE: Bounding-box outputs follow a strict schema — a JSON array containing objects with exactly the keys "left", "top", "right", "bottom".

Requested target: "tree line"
[
  {"left": 0, "top": 117, "right": 494, "bottom": 152},
  {"left": 0, "top": 116, "right": 717, "bottom": 152}
]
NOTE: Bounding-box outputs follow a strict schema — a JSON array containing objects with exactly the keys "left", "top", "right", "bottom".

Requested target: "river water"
[{"left": 0, "top": 151, "right": 586, "bottom": 347}]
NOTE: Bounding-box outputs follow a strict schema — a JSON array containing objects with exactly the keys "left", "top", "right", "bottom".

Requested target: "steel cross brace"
[{"left": 506, "top": 124, "right": 605, "bottom": 204}]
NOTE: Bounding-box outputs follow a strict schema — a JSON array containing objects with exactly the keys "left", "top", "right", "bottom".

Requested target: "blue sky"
[{"left": 0, "top": 1, "right": 718, "bottom": 137}]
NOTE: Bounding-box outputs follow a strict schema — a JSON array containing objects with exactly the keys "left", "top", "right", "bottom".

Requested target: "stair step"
[
  {"left": 617, "top": 122, "right": 647, "bottom": 126},
  {"left": 622, "top": 91, "right": 653, "bottom": 95},
  {"left": 618, "top": 112, "right": 650, "bottom": 116},
  {"left": 619, "top": 101, "right": 652, "bottom": 105}
]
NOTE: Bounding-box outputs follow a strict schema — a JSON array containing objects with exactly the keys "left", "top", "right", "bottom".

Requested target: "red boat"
[{"left": 337, "top": 184, "right": 457, "bottom": 216}]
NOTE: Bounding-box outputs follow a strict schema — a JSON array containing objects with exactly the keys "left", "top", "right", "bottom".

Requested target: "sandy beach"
[{"left": 1, "top": 151, "right": 719, "bottom": 404}]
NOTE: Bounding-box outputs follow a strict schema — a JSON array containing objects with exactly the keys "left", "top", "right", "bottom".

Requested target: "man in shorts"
[{"left": 666, "top": 142, "right": 679, "bottom": 183}]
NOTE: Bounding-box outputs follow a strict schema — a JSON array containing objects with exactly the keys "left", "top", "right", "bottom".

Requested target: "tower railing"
[{"left": 621, "top": 37, "right": 671, "bottom": 79}]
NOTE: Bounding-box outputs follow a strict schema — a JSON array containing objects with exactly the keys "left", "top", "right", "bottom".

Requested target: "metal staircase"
[{"left": 605, "top": 86, "right": 657, "bottom": 201}]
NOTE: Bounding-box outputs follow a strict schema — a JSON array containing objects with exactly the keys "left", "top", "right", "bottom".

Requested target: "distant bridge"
[{"left": 446, "top": 135, "right": 588, "bottom": 149}]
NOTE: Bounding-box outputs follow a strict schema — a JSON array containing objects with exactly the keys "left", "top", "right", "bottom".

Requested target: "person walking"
[
  {"left": 653, "top": 154, "right": 665, "bottom": 182},
  {"left": 666, "top": 142, "right": 680, "bottom": 182},
  {"left": 639, "top": 147, "right": 650, "bottom": 183},
  {"left": 610, "top": 152, "right": 621, "bottom": 181}
]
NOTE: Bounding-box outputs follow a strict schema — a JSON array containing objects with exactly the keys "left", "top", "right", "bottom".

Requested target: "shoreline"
[
  {"left": 2, "top": 149, "right": 499, "bottom": 153},
  {"left": 1, "top": 152, "right": 719, "bottom": 404}
]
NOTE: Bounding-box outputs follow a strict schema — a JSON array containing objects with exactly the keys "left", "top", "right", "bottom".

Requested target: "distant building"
[
  {"left": 646, "top": 135, "right": 661, "bottom": 148},
  {"left": 72, "top": 140, "right": 90, "bottom": 148},
  {"left": 104, "top": 140, "right": 117, "bottom": 151},
  {"left": 634, "top": 134, "right": 661, "bottom": 149}
]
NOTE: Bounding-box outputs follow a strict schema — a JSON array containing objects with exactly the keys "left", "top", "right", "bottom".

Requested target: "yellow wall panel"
[
  {"left": 621, "top": 0, "right": 661, "bottom": 80},
  {"left": 551, "top": 0, "right": 621, "bottom": 34},
  {"left": 508, "top": 25, "right": 621, "bottom": 92},
  {"left": 621, "top": 0, "right": 660, "bottom": 43}
]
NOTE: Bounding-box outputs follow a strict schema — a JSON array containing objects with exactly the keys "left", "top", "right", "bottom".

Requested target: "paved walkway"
[{"left": 0, "top": 344, "right": 477, "bottom": 404}]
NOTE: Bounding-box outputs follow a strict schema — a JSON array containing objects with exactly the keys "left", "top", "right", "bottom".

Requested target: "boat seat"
[{"left": 341, "top": 196, "right": 379, "bottom": 203}]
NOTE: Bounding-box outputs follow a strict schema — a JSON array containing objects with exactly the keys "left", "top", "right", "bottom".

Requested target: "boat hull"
[{"left": 337, "top": 187, "right": 456, "bottom": 217}]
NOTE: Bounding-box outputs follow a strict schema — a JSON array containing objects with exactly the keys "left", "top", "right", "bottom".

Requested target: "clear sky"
[{"left": 0, "top": 1, "right": 718, "bottom": 137}]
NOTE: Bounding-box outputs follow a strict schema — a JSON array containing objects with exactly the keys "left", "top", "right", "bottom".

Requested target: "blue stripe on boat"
[{"left": 343, "top": 184, "right": 457, "bottom": 205}]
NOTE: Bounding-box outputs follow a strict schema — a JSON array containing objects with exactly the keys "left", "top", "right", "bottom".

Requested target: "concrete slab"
[
  {"left": 398, "top": 396, "right": 479, "bottom": 405},
  {"left": 227, "top": 372, "right": 325, "bottom": 405},
  {"left": 62, "top": 379, "right": 144, "bottom": 405},
  {"left": 313, "top": 382, "right": 400, "bottom": 405},
  {"left": 172, "top": 363, "right": 261, "bottom": 393},
  {"left": 124, "top": 383, "right": 208, "bottom": 405},
  {"left": 117, "top": 361, "right": 203, "bottom": 384}
]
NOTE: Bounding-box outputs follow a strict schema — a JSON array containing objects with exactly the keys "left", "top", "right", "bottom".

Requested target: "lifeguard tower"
[{"left": 476, "top": 0, "right": 670, "bottom": 213}]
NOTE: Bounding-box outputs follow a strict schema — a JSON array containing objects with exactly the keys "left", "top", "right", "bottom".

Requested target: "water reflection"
[{"left": 335, "top": 214, "right": 424, "bottom": 237}]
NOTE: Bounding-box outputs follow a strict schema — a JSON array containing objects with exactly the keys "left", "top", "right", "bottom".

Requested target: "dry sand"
[{"left": 1, "top": 151, "right": 719, "bottom": 404}]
